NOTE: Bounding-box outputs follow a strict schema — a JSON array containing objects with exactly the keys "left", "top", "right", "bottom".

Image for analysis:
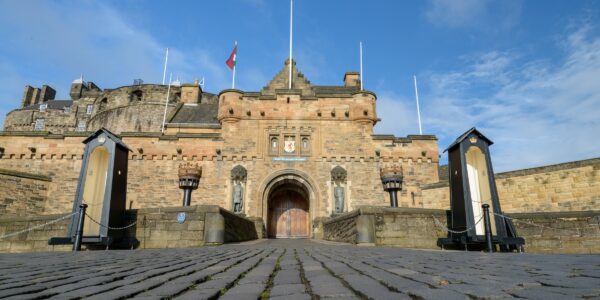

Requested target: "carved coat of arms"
[{"left": 284, "top": 140, "right": 295, "bottom": 153}]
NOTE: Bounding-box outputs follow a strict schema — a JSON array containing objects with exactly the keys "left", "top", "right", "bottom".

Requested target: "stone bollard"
[
  {"left": 204, "top": 212, "right": 225, "bottom": 245},
  {"left": 356, "top": 214, "right": 375, "bottom": 245},
  {"left": 73, "top": 204, "right": 88, "bottom": 251}
]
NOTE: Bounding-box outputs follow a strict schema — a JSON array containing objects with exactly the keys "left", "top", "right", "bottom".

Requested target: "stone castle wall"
[
  {"left": 422, "top": 157, "right": 600, "bottom": 213},
  {"left": 0, "top": 169, "right": 51, "bottom": 215},
  {"left": 0, "top": 130, "right": 439, "bottom": 222}
]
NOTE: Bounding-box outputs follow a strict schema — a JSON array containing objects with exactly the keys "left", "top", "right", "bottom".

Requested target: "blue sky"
[{"left": 1, "top": 0, "right": 599, "bottom": 171}]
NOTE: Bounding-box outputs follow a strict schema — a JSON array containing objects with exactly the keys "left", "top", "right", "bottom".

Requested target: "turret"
[{"left": 217, "top": 89, "right": 243, "bottom": 123}]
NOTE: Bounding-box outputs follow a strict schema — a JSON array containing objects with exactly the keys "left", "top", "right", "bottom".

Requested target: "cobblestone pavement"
[{"left": 0, "top": 239, "right": 599, "bottom": 299}]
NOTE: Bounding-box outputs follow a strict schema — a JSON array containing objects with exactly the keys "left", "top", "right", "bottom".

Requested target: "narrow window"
[
  {"left": 86, "top": 104, "right": 93, "bottom": 115},
  {"left": 77, "top": 122, "right": 86, "bottom": 132},
  {"left": 34, "top": 118, "right": 45, "bottom": 131}
]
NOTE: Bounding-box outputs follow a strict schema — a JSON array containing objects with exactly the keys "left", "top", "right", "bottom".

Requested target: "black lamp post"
[
  {"left": 178, "top": 162, "right": 202, "bottom": 206},
  {"left": 380, "top": 165, "right": 403, "bottom": 208}
]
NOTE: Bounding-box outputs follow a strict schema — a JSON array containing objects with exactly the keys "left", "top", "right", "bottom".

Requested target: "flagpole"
[
  {"left": 413, "top": 75, "right": 423, "bottom": 135},
  {"left": 360, "top": 41, "right": 363, "bottom": 91},
  {"left": 162, "top": 48, "right": 169, "bottom": 85},
  {"left": 161, "top": 73, "right": 172, "bottom": 133},
  {"left": 288, "top": 0, "right": 293, "bottom": 89},
  {"left": 232, "top": 41, "right": 237, "bottom": 89}
]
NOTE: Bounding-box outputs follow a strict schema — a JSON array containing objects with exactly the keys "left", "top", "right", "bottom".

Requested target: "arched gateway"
[{"left": 259, "top": 170, "right": 318, "bottom": 239}]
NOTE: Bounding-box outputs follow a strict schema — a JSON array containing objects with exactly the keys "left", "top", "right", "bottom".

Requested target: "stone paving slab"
[{"left": 0, "top": 239, "right": 598, "bottom": 299}]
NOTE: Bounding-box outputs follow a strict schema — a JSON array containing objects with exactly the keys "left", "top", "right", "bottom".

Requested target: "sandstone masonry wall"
[
  {"left": 0, "top": 169, "right": 51, "bottom": 215},
  {"left": 322, "top": 207, "right": 600, "bottom": 253},
  {"left": 0, "top": 205, "right": 257, "bottom": 253},
  {"left": 422, "top": 158, "right": 600, "bottom": 213},
  {"left": 507, "top": 211, "right": 600, "bottom": 254}
]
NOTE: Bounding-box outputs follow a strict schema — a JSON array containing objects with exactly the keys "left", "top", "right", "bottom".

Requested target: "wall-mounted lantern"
[
  {"left": 380, "top": 165, "right": 403, "bottom": 207},
  {"left": 178, "top": 162, "right": 202, "bottom": 206}
]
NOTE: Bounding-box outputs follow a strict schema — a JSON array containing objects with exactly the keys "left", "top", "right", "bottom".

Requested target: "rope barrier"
[
  {"left": 85, "top": 213, "right": 137, "bottom": 230},
  {"left": 0, "top": 212, "right": 77, "bottom": 240},
  {"left": 432, "top": 215, "right": 483, "bottom": 234}
]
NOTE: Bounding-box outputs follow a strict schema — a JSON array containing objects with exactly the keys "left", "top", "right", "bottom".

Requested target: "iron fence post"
[
  {"left": 73, "top": 203, "right": 87, "bottom": 251},
  {"left": 482, "top": 204, "right": 493, "bottom": 253}
]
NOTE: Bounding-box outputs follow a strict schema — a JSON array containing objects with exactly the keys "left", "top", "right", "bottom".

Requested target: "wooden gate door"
[{"left": 268, "top": 190, "right": 309, "bottom": 238}]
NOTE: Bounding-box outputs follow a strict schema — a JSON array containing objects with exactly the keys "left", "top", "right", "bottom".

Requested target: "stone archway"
[{"left": 258, "top": 170, "right": 320, "bottom": 238}]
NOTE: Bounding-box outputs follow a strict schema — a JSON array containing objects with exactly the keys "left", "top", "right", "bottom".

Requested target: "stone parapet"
[
  {"left": 422, "top": 157, "right": 600, "bottom": 213},
  {"left": 507, "top": 210, "right": 600, "bottom": 254},
  {"left": 0, "top": 205, "right": 258, "bottom": 253}
]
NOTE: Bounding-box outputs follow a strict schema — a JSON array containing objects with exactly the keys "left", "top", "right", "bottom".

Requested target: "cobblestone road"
[{"left": 0, "top": 239, "right": 599, "bottom": 299}]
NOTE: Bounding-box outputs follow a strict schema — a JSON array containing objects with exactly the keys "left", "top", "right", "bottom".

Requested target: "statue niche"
[
  {"left": 231, "top": 165, "right": 247, "bottom": 214},
  {"left": 331, "top": 166, "right": 347, "bottom": 214}
]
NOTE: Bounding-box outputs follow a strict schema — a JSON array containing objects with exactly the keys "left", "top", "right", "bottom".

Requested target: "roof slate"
[{"left": 169, "top": 103, "right": 219, "bottom": 124}]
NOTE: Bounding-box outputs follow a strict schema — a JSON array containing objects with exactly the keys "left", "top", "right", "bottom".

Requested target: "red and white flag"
[{"left": 226, "top": 45, "right": 237, "bottom": 70}]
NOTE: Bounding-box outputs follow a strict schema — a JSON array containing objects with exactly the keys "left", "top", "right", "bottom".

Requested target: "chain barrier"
[
  {"left": 493, "top": 212, "right": 598, "bottom": 236},
  {"left": 85, "top": 213, "right": 137, "bottom": 230},
  {"left": 0, "top": 212, "right": 77, "bottom": 240},
  {"left": 432, "top": 215, "right": 483, "bottom": 234}
]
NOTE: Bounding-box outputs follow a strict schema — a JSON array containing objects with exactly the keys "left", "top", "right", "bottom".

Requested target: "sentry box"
[
  {"left": 49, "top": 128, "right": 130, "bottom": 248},
  {"left": 437, "top": 128, "right": 524, "bottom": 252}
]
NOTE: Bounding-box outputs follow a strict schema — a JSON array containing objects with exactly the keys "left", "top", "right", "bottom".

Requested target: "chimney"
[
  {"left": 31, "top": 88, "right": 41, "bottom": 105},
  {"left": 22, "top": 85, "right": 35, "bottom": 107},
  {"left": 39, "top": 85, "right": 56, "bottom": 103},
  {"left": 344, "top": 72, "right": 360, "bottom": 88},
  {"left": 181, "top": 81, "right": 203, "bottom": 104}
]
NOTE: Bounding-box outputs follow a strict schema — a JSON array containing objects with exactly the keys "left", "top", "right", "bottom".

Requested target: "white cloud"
[
  {"left": 417, "top": 26, "right": 600, "bottom": 171},
  {"left": 425, "top": 0, "right": 490, "bottom": 28},
  {"left": 424, "top": 0, "right": 521, "bottom": 30},
  {"left": 374, "top": 92, "right": 420, "bottom": 136},
  {"left": 0, "top": 1, "right": 232, "bottom": 112}
]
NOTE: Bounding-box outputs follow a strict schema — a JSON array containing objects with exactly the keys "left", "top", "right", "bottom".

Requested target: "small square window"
[
  {"left": 77, "top": 122, "right": 86, "bottom": 132},
  {"left": 86, "top": 104, "right": 93, "bottom": 115},
  {"left": 63, "top": 106, "right": 71, "bottom": 113},
  {"left": 34, "top": 118, "right": 45, "bottom": 131},
  {"left": 39, "top": 104, "right": 47, "bottom": 112}
]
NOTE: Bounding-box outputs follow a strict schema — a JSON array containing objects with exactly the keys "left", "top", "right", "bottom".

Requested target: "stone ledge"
[
  {"left": 421, "top": 180, "right": 449, "bottom": 190},
  {"left": 131, "top": 205, "right": 221, "bottom": 215},
  {"left": 356, "top": 205, "right": 446, "bottom": 216},
  {"left": 0, "top": 213, "right": 68, "bottom": 223},
  {"left": 0, "top": 168, "right": 52, "bottom": 182},
  {"left": 496, "top": 157, "right": 600, "bottom": 179},
  {"left": 507, "top": 210, "right": 600, "bottom": 219}
]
